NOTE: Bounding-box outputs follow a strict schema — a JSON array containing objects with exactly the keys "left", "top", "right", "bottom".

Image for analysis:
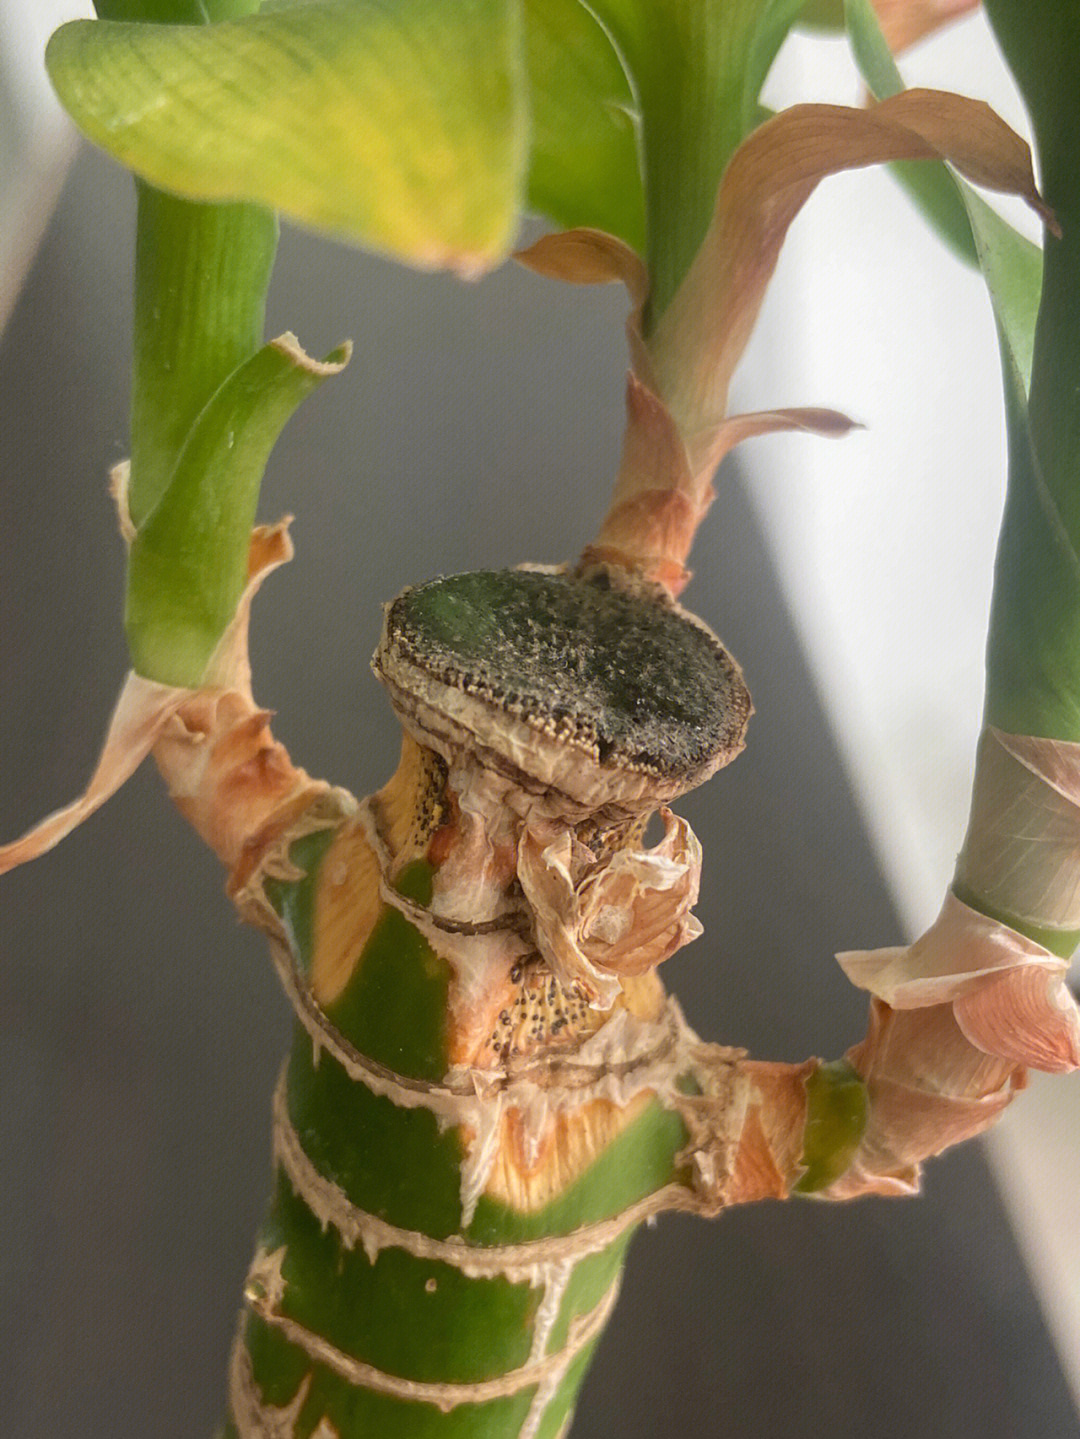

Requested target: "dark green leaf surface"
[{"left": 987, "top": 3, "right": 1080, "bottom": 555}]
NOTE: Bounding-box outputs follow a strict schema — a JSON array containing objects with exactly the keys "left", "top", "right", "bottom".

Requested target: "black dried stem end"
[{"left": 373, "top": 566, "right": 752, "bottom": 814}]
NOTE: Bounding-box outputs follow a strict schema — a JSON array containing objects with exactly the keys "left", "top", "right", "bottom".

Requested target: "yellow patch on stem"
[
  {"left": 372, "top": 731, "right": 448, "bottom": 871},
  {"left": 309, "top": 732, "right": 448, "bottom": 1005},
  {"left": 310, "top": 821, "right": 382, "bottom": 1007},
  {"left": 483, "top": 1092, "right": 654, "bottom": 1213}
]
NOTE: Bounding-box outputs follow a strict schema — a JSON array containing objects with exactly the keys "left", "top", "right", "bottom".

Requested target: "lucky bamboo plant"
[{"left": 4, "top": 1, "right": 1079, "bottom": 1435}]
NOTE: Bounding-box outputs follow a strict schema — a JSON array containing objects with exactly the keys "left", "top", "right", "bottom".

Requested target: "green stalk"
[
  {"left": 584, "top": 0, "right": 804, "bottom": 324},
  {"left": 127, "top": 187, "right": 278, "bottom": 528},
  {"left": 223, "top": 834, "right": 688, "bottom": 1439},
  {"left": 124, "top": 184, "right": 280, "bottom": 681},
  {"left": 126, "top": 334, "right": 349, "bottom": 684},
  {"left": 949, "top": 3, "right": 1080, "bottom": 959},
  {"left": 210, "top": 566, "right": 760, "bottom": 1438},
  {"left": 185, "top": 560, "right": 873, "bottom": 1438}
]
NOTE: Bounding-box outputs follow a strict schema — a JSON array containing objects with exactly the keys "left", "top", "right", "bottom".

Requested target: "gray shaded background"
[{"left": 2, "top": 150, "right": 1076, "bottom": 1437}]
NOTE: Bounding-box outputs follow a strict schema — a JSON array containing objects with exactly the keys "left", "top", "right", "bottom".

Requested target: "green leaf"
[
  {"left": 962, "top": 187, "right": 1042, "bottom": 397},
  {"left": 986, "top": 2, "right": 1080, "bottom": 551},
  {"left": 984, "top": 350, "right": 1080, "bottom": 739},
  {"left": 845, "top": 0, "right": 1058, "bottom": 737},
  {"left": 584, "top": 0, "right": 806, "bottom": 319},
  {"left": 845, "top": 1, "right": 1055, "bottom": 739},
  {"left": 126, "top": 335, "right": 350, "bottom": 686},
  {"left": 845, "top": 0, "right": 978, "bottom": 264},
  {"left": 845, "top": 0, "right": 1040, "bottom": 391},
  {"left": 797, "top": 0, "right": 843, "bottom": 28},
  {"left": 523, "top": 0, "right": 645, "bottom": 251},
  {"left": 843, "top": 0, "right": 901, "bottom": 91},
  {"left": 48, "top": 0, "right": 526, "bottom": 275},
  {"left": 984, "top": 1, "right": 1080, "bottom": 219},
  {"left": 980, "top": 0, "right": 1080, "bottom": 739},
  {"left": 129, "top": 185, "right": 279, "bottom": 526}
]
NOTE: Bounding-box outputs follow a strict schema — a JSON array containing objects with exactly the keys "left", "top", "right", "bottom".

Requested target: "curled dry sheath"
[{"left": 3, "top": 73, "right": 1078, "bottom": 1439}]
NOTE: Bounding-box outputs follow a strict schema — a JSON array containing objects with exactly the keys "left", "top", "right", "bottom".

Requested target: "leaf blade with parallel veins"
[{"left": 48, "top": 0, "right": 526, "bottom": 275}]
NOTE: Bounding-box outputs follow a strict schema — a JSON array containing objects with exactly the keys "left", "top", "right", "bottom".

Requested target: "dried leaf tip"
[
  {"left": 872, "top": 0, "right": 981, "bottom": 55},
  {"left": 521, "top": 87, "right": 1052, "bottom": 593},
  {"left": 651, "top": 88, "right": 1055, "bottom": 438},
  {"left": 0, "top": 520, "right": 323, "bottom": 878}
]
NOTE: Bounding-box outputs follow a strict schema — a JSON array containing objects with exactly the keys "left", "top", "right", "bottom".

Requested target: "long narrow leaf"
[
  {"left": 985, "top": 2, "right": 1080, "bottom": 546},
  {"left": 851, "top": 0, "right": 983, "bottom": 270},
  {"left": 980, "top": 0, "right": 1080, "bottom": 737},
  {"left": 845, "top": 1, "right": 979, "bottom": 266},
  {"left": 845, "top": 0, "right": 1041, "bottom": 391}
]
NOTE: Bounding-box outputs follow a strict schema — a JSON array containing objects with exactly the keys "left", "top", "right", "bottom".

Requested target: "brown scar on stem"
[
  {"left": 374, "top": 568, "right": 752, "bottom": 812},
  {"left": 369, "top": 731, "right": 450, "bottom": 873}
]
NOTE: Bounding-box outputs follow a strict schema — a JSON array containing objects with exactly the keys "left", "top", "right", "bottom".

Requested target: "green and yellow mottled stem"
[
  {"left": 135, "top": 557, "right": 1027, "bottom": 1438},
  {"left": 196, "top": 568, "right": 758, "bottom": 1439}
]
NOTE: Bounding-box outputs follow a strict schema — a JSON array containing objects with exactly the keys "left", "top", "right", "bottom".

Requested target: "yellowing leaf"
[
  {"left": 524, "top": 89, "right": 1049, "bottom": 594},
  {"left": 47, "top": 0, "right": 526, "bottom": 274}
]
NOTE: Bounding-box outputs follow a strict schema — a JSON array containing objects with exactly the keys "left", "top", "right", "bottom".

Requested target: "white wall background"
[{"left": 0, "top": 1, "right": 86, "bottom": 327}]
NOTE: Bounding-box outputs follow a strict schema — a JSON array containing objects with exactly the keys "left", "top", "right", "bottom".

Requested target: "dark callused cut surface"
[{"left": 380, "top": 569, "right": 750, "bottom": 779}]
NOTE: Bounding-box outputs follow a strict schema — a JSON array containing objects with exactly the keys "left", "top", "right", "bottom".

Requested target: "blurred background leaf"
[{"left": 48, "top": 0, "right": 527, "bottom": 275}]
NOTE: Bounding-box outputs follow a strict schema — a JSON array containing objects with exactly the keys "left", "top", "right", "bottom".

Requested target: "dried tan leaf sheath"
[
  {"left": 873, "top": 0, "right": 980, "bottom": 54},
  {"left": 823, "top": 1000, "right": 1019, "bottom": 1199},
  {"left": 825, "top": 879, "right": 1080, "bottom": 1196},
  {"left": 840, "top": 892, "right": 1080, "bottom": 1072},
  {"left": 152, "top": 523, "right": 329, "bottom": 876},
  {"left": 523, "top": 90, "right": 1050, "bottom": 595},
  {"left": 957, "top": 726, "right": 1080, "bottom": 930},
  {"left": 518, "top": 807, "right": 703, "bottom": 1008},
  {"left": 0, "top": 521, "right": 327, "bottom": 887},
  {"left": 652, "top": 89, "right": 1054, "bottom": 437}
]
